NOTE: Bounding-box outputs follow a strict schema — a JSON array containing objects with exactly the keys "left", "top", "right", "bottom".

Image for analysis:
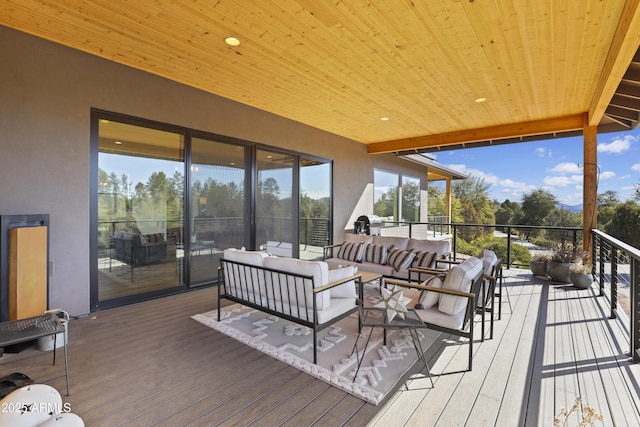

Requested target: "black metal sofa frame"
[{"left": 218, "top": 258, "right": 364, "bottom": 364}]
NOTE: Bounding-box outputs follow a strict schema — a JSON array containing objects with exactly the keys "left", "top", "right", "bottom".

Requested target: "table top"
[
  {"left": 0, "top": 314, "right": 65, "bottom": 347},
  {"left": 359, "top": 306, "right": 425, "bottom": 329},
  {"left": 357, "top": 270, "right": 383, "bottom": 283}
]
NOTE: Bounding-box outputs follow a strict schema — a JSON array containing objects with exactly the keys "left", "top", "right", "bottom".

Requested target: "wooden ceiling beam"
[
  {"left": 588, "top": 0, "right": 640, "bottom": 126},
  {"left": 367, "top": 114, "right": 585, "bottom": 155}
]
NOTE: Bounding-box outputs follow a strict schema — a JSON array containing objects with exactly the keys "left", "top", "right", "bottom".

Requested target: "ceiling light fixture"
[
  {"left": 225, "top": 37, "right": 240, "bottom": 46},
  {"left": 114, "top": 141, "right": 123, "bottom": 145},
  {"left": 381, "top": 117, "right": 390, "bottom": 121},
  {"left": 475, "top": 97, "right": 487, "bottom": 103}
]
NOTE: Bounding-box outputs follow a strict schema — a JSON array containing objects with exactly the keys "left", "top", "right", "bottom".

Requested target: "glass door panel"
[
  {"left": 256, "top": 149, "right": 294, "bottom": 257},
  {"left": 299, "top": 158, "right": 331, "bottom": 260},
  {"left": 190, "top": 137, "right": 246, "bottom": 285},
  {"left": 97, "top": 119, "right": 184, "bottom": 302}
]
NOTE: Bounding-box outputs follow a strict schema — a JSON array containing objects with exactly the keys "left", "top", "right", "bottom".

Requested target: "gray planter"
[
  {"left": 530, "top": 261, "right": 548, "bottom": 277},
  {"left": 547, "top": 261, "right": 572, "bottom": 283},
  {"left": 570, "top": 272, "right": 593, "bottom": 289}
]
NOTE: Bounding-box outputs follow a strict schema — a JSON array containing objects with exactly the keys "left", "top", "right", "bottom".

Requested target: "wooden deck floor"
[{"left": 1, "top": 269, "right": 639, "bottom": 426}]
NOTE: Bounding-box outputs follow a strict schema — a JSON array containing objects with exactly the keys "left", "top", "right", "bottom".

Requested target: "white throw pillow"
[
  {"left": 328, "top": 266, "right": 357, "bottom": 298},
  {"left": 417, "top": 275, "right": 443, "bottom": 308},
  {"left": 438, "top": 257, "right": 483, "bottom": 315}
]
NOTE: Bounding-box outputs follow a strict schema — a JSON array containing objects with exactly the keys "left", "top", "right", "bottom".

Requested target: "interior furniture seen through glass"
[{"left": 97, "top": 119, "right": 185, "bottom": 301}]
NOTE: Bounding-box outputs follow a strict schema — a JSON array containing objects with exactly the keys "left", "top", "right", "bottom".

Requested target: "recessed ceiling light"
[
  {"left": 475, "top": 97, "right": 487, "bottom": 103},
  {"left": 225, "top": 37, "right": 240, "bottom": 46},
  {"left": 381, "top": 117, "right": 390, "bottom": 121},
  {"left": 114, "top": 141, "right": 123, "bottom": 145}
]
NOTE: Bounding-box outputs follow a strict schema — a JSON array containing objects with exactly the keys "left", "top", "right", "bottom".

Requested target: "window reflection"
[{"left": 97, "top": 120, "right": 185, "bottom": 301}]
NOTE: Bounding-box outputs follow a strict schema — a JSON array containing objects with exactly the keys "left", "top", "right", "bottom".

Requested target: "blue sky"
[{"left": 429, "top": 127, "right": 640, "bottom": 206}]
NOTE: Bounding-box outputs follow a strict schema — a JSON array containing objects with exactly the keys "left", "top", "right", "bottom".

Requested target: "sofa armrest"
[
  {"left": 314, "top": 273, "right": 362, "bottom": 293},
  {"left": 322, "top": 243, "right": 344, "bottom": 260},
  {"left": 384, "top": 278, "right": 474, "bottom": 299}
]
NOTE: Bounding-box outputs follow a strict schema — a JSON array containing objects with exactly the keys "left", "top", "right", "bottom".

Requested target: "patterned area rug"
[{"left": 192, "top": 290, "right": 439, "bottom": 405}]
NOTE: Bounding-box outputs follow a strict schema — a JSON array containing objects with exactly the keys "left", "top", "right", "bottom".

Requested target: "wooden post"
[
  {"left": 445, "top": 177, "right": 452, "bottom": 234},
  {"left": 583, "top": 116, "right": 598, "bottom": 262}
]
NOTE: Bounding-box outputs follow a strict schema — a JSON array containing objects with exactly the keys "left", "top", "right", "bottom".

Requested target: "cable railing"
[{"left": 377, "top": 220, "right": 640, "bottom": 362}]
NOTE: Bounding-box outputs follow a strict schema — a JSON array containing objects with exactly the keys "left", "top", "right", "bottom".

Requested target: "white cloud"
[
  {"left": 536, "top": 147, "right": 549, "bottom": 157},
  {"left": 549, "top": 162, "right": 581, "bottom": 174},
  {"left": 543, "top": 174, "right": 582, "bottom": 187},
  {"left": 598, "top": 134, "right": 636, "bottom": 154},
  {"left": 632, "top": 163, "right": 640, "bottom": 172},
  {"left": 599, "top": 171, "right": 616, "bottom": 180}
]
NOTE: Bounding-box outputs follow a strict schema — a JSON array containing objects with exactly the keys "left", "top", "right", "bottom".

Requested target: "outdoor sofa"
[{"left": 218, "top": 248, "right": 363, "bottom": 363}]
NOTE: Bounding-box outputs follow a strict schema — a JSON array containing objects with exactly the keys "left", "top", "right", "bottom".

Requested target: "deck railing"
[
  {"left": 379, "top": 221, "right": 640, "bottom": 362},
  {"left": 592, "top": 229, "right": 640, "bottom": 362}
]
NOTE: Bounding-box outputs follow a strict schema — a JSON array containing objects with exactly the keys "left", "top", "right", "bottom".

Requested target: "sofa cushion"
[
  {"left": 387, "top": 247, "right": 416, "bottom": 271},
  {"left": 372, "top": 236, "right": 409, "bottom": 251},
  {"left": 407, "top": 238, "right": 450, "bottom": 255},
  {"left": 439, "top": 257, "right": 483, "bottom": 315},
  {"left": 336, "top": 242, "right": 364, "bottom": 262},
  {"left": 223, "top": 248, "right": 268, "bottom": 267},
  {"left": 263, "top": 257, "right": 330, "bottom": 310},
  {"left": 344, "top": 233, "right": 374, "bottom": 245},
  {"left": 328, "top": 266, "right": 357, "bottom": 298},
  {"left": 417, "top": 274, "right": 444, "bottom": 309},
  {"left": 222, "top": 248, "right": 270, "bottom": 301},
  {"left": 362, "top": 244, "right": 388, "bottom": 264}
]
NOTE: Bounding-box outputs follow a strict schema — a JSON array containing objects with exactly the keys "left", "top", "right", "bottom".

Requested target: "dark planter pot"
[
  {"left": 547, "top": 261, "right": 572, "bottom": 283},
  {"left": 530, "top": 261, "right": 548, "bottom": 277},
  {"left": 570, "top": 272, "right": 593, "bottom": 289}
]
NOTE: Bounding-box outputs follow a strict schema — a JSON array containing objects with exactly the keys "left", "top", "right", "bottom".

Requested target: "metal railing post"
[
  {"left": 611, "top": 246, "right": 618, "bottom": 320},
  {"left": 632, "top": 257, "right": 640, "bottom": 362},
  {"left": 629, "top": 257, "right": 640, "bottom": 363},
  {"left": 598, "top": 234, "right": 605, "bottom": 296},
  {"left": 506, "top": 226, "right": 512, "bottom": 268}
]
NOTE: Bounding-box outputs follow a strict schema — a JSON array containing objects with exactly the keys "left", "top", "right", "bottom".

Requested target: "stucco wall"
[{"left": 0, "top": 26, "right": 429, "bottom": 316}]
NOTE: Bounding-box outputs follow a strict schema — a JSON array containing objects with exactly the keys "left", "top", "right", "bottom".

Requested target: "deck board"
[{"left": 0, "top": 269, "right": 639, "bottom": 426}]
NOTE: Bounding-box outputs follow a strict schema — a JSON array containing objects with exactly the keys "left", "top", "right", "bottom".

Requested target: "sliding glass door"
[
  {"left": 92, "top": 111, "right": 333, "bottom": 310},
  {"left": 190, "top": 137, "right": 247, "bottom": 285},
  {"left": 256, "top": 149, "right": 294, "bottom": 257},
  {"left": 96, "top": 118, "right": 185, "bottom": 304}
]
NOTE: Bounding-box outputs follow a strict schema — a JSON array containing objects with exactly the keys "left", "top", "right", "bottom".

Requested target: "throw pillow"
[
  {"left": 387, "top": 247, "right": 416, "bottom": 271},
  {"left": 411, "top": 250, "right": 437, "bottom": 269},
  {"left": 416, "top": 274, "right": 444, "bottom": 309},
  {"left": 336, "top": 242, "right": 364, "bottom": 262},
  {"left": 328, "top": 266, "right": 357, "bottom": 298},
  {"left": 363, "top": 244, "right": 388, "bottom": 264}
]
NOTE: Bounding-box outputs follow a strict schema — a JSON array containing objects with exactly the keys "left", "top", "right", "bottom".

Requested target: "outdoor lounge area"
[
  {"left": 3, "top": 2, "right": 640, "bottom": 426},
  {"left": 0, "top": 267, "right": 638, "bottom": 425}
]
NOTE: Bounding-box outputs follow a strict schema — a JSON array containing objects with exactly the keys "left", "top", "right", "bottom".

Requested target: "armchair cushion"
[
  {"left": 481, "top": 249, "right": 499, "bottom": 275},
  {"left": 328, "top": 265, "right": 358, "bottom": 298},
  {"left": 439, "top": 257, "right": 483, "bottom": 315},
  {"left": 263, "top": 257, "right": 330, "bottom": 310}
]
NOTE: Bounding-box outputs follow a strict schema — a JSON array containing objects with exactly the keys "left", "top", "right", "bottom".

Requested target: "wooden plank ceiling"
[{"left": 2, "top": 0, "right": 640, "bottom": 154}]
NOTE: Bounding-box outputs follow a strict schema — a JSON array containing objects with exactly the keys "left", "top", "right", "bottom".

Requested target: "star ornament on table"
[{"left": 374, "top": 285, "right": 412, "bottom": 321}]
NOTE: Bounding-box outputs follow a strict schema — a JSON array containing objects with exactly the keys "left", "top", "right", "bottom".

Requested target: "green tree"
[
  {"left": 401, "top": 180, "right": 420, "bottom": 221},
  {"left": 427, "top": 185, "right": 446, "bottom": 217},
  {"left": 495, "top": 199, "right": 521, "bottom": 229},
  {"left": 597, "top": 190, "right": 619, "bottom": 229},
  {"left": 605, "top": 201, "right": 640, "bottom": 248},
  {"left": 452, "top": 175, "right": 494, "bottom": 241},
  {"left": 518, "top": 189, "right": 557, "bottom": 238}
]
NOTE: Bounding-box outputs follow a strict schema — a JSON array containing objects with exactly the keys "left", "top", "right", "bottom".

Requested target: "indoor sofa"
[
  {"left": 113, "top": 231, "right": 168, "bottom": 266},
  {"left": 323, "top": 233, "right": 451, "bottom": 280}
]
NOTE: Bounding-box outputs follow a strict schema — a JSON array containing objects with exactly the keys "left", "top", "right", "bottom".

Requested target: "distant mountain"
[{"left": 557, "top": 204, "right": 583, "bottom": 213}]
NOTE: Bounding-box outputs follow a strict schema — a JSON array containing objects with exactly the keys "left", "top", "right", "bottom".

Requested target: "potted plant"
[
  {"left": 530, "top": 252, "right": 551, "bottom": 277},
  {"left": 547, "top": 242, "right": 577, "bottom": 284},
  {"left": 570, "top": 262, "right": 593, "bottom": 290}
]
